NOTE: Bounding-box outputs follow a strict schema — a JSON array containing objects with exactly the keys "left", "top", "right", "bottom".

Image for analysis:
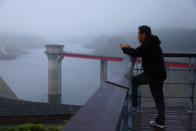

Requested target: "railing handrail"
[
  {"left": 46, "top": 50, "right": 196, "bottom": 60},
  {"left": 63, "top": 52, "right": 123, "bottom": 62},
  {"left": 62, "top": 52, "right": 196, "bottom": 62},
  {"left": 163, "top": 53, "right": 196, "bottom": 57}
]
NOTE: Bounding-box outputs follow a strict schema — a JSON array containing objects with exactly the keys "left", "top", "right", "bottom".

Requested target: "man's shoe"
[{"left": 150, "top": 120, "right": 165, "bottom": 129}]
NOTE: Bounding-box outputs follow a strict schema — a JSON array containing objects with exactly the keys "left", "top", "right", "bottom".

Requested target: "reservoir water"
[{"left": 0, "top": 45, "right": 120, "bottom": 105}]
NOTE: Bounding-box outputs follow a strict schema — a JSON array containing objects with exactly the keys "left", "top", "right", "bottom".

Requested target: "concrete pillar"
[
  {"left": 45, "top": 45, "right": 64, "bottom": 104},
  {"left": 100, "top": 60, "right": 107, "bottom": 86}
]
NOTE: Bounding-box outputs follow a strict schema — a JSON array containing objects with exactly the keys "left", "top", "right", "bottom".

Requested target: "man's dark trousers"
[{"left": 132, "top": 73, "right": 165, "bottom": 121}]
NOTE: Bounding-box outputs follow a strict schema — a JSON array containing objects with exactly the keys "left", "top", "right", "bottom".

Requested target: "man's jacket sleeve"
[{"left": 122, "top": 44, "right": 146, "bottom": 57}]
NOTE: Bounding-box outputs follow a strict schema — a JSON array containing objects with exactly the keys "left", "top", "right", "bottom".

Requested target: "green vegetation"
[{"left": 0, "top": 123, "right": 64, "bottom": 131}]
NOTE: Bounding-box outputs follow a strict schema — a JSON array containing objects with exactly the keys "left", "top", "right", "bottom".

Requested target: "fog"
[
  {"left": 0, "top": 0, "right": 196, "bottom": 42},
  {"left": 0, "top": 0, "right": 196, "bottom": 106}
]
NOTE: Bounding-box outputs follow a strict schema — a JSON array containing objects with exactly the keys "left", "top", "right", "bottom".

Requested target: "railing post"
[
  {"left": 190, "top": 57, "right": 196, "bottom": 112},
  {"left": 128, "top": 57, "right": 136, "bottom": 131},
  {"left": 121, "top": 95, "right": 129, "bottom": 131},
  {"left": 138, "top": 66, "right": 143, "bottom": 112},
  {"left": 194, "top": 58, "right": 196, "bottom": 111},
  {"left": 100, "top": 60, "right": 108, "bottom": 85},
  {"left": 116, "top": 56, "right": 135, "bottom": 131},
  {"left": 188, "top": 57, "right": 194, "bottom": 112},
  {"left": 136, "top": 59, "right": 142, "bottom": 112}
]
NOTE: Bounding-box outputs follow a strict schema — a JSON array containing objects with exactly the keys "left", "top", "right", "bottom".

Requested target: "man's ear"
[{"left": 143, "top": 34, "right": 148, "bottom": 39}]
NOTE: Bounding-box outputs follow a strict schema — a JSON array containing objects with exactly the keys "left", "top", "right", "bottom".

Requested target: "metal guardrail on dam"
[{"left": 45, "top": 45, "right": 196, "bottom": 131}]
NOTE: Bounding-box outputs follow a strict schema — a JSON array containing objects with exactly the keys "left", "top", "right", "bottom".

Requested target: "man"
[{"left": 120, "top": 25, "right": 167, "bottom": 128}]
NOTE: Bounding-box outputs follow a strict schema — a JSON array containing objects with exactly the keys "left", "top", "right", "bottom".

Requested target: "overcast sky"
[{"left": 0, "top": 0, "right": 195, "bottom": 40}]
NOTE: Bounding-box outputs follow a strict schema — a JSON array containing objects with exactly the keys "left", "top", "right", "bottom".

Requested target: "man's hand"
[
  {"left": 120, "top": 44, "right": 131, "bottom": 49},
  {"left": 120, "top": 44, "right": 133, "bottom": 55}
]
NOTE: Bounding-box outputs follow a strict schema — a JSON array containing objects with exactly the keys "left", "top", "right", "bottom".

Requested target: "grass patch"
[{"left": 0, "top": 123, "right": 65, "bottom": 131}]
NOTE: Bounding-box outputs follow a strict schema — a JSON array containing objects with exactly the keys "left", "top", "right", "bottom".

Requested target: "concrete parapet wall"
[{"left": 0, "top": 76, "right": 17, "bottom": 99}]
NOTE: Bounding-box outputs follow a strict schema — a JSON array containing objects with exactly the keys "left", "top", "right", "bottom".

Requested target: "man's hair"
[{"left": 138, "top": 25, "right": 152, "bottom": 36}]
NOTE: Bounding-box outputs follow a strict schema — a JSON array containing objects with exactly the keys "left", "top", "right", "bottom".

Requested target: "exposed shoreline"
[{"left": 0, "top": 46, "right": 28, "bottom": 60}]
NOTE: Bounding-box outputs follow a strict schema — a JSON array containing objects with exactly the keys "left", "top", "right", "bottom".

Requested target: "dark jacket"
[{"left": 122, "top": 35, "right": 167, "bottom": 81}]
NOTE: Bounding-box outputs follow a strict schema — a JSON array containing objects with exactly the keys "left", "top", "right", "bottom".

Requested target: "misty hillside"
[
  {"left": 0, "top": 33, "right": 47, "bottom": 49},
  {"left": 86, "top": 28, "right": 196, "bottom": 57},
  {"left": 156, "top": 28, "right": 196, "bottom": 52}
]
